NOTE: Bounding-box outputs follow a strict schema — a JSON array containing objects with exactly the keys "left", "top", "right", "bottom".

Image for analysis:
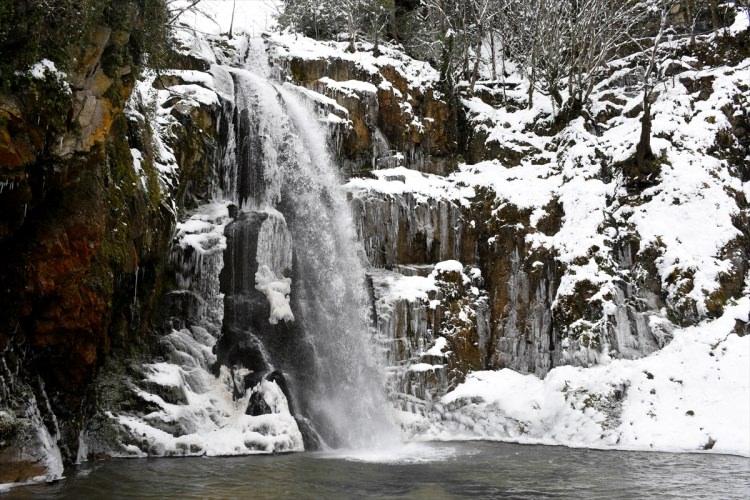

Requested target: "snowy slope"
[{"left": 404, "top": 297, "right": 750, "bottom": 457}]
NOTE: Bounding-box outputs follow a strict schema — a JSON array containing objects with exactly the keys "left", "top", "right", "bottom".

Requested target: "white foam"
[{"left": 317, "top": 442, "right": 468, "bottom": 464}]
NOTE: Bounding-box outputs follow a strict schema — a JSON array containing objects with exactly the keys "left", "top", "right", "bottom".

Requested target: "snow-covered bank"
[{"left": 403, "top": 297, "right": 750, "bottom": 457}]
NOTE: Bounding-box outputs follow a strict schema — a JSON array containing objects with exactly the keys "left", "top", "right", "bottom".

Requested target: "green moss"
[
  {"left": 100, "top": 115, "right": 141, "bottom": 270},
  {"left": 0, "top": 0, "right": 170, "bottom": 91},
  {"left": 9, "top": 69, "right": 73, "bottom": 140}
]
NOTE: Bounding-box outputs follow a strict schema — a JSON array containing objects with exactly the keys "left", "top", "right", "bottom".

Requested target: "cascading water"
[
  {"left": 219, "top": 38, "right": 398, "bottom": 448},
  {"left": 103, "top": 37, "right": 398, "bottom": 456},
  {"left": 275, "top": 84, "right": 397, "bottom": 448}
]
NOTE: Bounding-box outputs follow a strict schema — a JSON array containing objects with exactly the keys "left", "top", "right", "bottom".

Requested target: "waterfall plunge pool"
[{"left": 5, "top": 441, "right": 748, "bottom": 498}]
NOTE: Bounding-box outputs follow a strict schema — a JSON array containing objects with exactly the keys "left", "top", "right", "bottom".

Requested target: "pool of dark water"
[{"left": 4, "top": 441, "right": 749, "bottom": 499}]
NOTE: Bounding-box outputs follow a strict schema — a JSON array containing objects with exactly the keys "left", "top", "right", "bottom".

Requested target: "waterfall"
[
  {"left": 103, "top": 37, "right": 397, "bottom": 456},
  {"left": 275, "top": 84, "right": 397, "bottom": 448},
  {"left": 219, "top": 38, "right": 398, "bottom": 448}
]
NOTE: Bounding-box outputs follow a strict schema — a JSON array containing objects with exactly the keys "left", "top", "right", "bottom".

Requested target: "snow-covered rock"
[{"left": 404, "top": 297, "right": 750, "bottom": 457}]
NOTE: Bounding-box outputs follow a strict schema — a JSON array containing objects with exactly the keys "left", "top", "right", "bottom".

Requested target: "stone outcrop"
[
  {"left": 270, "top": 39, "right": 458, "bottom": 176},
  {"left": 350, "top": 190, "right": 477, "bottom": 267}
]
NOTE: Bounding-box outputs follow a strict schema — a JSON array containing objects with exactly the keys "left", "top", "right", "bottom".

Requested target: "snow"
[
  {"left": 380, "top": 273, "right": 437, "bottom": 303},
  {"left": 319, "top": 77, "right": 378, "bottom": 97},
  {"left": 345, "top": 166, "right": 474, "bottom": 206},
  {"left": 408, "top": 363, "right": 444, "bottom": 373},
  {"left": 255, "top": 264, "right": 294, "bottom": 325},
  {"left": 168, "top": 83, "right": 219, "bottom": 106},
  {"left": 729, "top": 7, "right": 750, "bottom": 34},
  {"left": 130, "top": 148, "right": 148, "bottom": 192},
  {"left": 116, "top": 327, "right": 304, "bottom": 458},
  {"left": 345, "top": 161, "right": 560, "bottom": 216},
  {"left": 117, "top": 374, "right": 303, "bottom": 457},
  {"left": 410, "top": 297, "right": 750, "bottom": 457},
  {"left": 19, "top": 58, "right": 71, "bottom": 93},
  {"left": 169, "top": 69, "right": 216, "bottom": 87},
  {"left": 174, "top": 202, "right": 230, "bottom": 256},
  {"left": 286, "top": 83, "right": 350, "bottom": 117},
  {"left": 28, "top": 59, "right": 65, "bottom": 80},
  {"left": 372, "top": 260, "right": 472, "bottom": 307},
  {"left": 268, "top": 32, "right": 440, "bottom": 92},
  {"left": 433, "top": 260, "right": 465, "bottom": 273},
  {"left": 424, "top": 337, "right": 449, "bottom": 357},
  {"left": 170, "top": 0, "right": 279, "bottom": 36}
]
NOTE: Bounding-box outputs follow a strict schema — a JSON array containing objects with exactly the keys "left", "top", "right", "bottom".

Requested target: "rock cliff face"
[
  {"left": 269, "top": 37, "right": 459, "bottom": 176},
  {"left": 0, "top": 3, "right": 218, "bottom": 483},
  {"left": 370, "top": 262, "right": 490, "bottom": 407}
]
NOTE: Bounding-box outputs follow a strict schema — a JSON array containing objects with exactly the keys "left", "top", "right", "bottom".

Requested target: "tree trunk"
[
  {"left": 373, "top": 29, "right": 381, "bottom": 57},
  {"left": 347, "top": 13, "right": 357, "bottom": 52},
  {"left": 440, "top": 34, "right": 454, "bottom": 87},
  {"left": 468, "top": 37, "right": 482, "bottom": 95},
  {"left": 500, "top": 36, "right": 507, "bottom": 104},
  {"left": 550, "top": 87, "right": 563, "bottom": 109},
  {"left": 710, "top": 0, "right": 721, "bottom": 31},
  {"left": 527, "top": 60, "right": 536, "bottom": 109},
  {"left": 462, "top": 44, "right": 470, "bottom": 80},
  {"left": 685, "top": 0, "right": 696, "bottom": 46},
  {"left": 636, "top": 91, "right": 654, "bottom": 168},
  {"left": 490, "top": 32, "right": 497, "bottom": 81},
  {"left": 228, "top": 0, "right": 236, "bottom": 39}
]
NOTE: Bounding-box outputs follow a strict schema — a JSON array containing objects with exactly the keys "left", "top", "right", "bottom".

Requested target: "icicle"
[{"left": 133, "top": 265, "right": 139, "bottom": 308}]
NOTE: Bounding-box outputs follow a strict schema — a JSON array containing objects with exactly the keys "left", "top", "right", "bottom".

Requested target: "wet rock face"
[
  {"left": 216, "top": 209, "right": 313, "bottom": 388},
  {"left": 467, "top": 197, "right": 558, "bottom": 376},
  {"left": 0, "top": 359, "right": 63, "bottom": 484},
  {"left": 351, "top": 186, "right": 560, "bottom": 379},
  {"left": 0, "top": 6, "right": 153, "bottom": 474}
]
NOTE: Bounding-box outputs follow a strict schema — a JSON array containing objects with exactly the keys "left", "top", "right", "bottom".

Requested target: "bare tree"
[
  {"left": 420, "top": 0, "right": 466, "bottom": 85},
  {"left": 502, "top": 0, "right": 649, "bottom": 117},
  {"left": 228, "top": 0, "right": 236, "bottom": 39},
  {"left": 166, "top": 0, "right": 204, "bottom": 26},
  {"left": 500, "top": 0, "right": 552, "bottom": 109},
  {"left": 364, "top": 0, "right": 395, "bottom": 56},
  {"left": 633, "top": 0, "right": 676, "bottom": 169},
  {"left": 466, "top": 0, "right": 503, "bottom": 93}
]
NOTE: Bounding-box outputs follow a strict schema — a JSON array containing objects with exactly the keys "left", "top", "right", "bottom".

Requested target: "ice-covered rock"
[{"left": 370, "top": 262, "right": 490, "bottom": 414}]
